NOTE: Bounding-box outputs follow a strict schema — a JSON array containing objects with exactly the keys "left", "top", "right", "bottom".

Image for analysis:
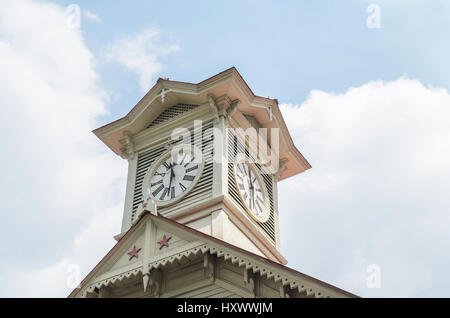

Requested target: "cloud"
[
  {"left": 106, "top": 28, "right": 179, "bottom": 92},
  {"left": 0, "top": 0, "right": 125, "bottom": 297},
  {"left": 1, "top": 0, "right": 448, "bottom": 299},
  {"left": 83, "top": 10, "right": 101, "bottom": 24},
  {"left": 279, "top": 78, "right": 450, "bottom": 297},
  {"left": 3, "top": 203, "right": 123, "bottom": 297}
]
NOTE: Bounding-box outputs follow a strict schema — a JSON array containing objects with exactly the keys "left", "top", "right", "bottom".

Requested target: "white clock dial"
[
  {"left": 143, "top": 147, "right": 203, "bottom": 207},
  {"left": 234, "top": 162, "right": 269, "bottom": 223}
]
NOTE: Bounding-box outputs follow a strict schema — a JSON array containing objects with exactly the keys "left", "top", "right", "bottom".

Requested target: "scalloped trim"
[{"left": 81, "top": 242, "right": 333, "bottom": 298}]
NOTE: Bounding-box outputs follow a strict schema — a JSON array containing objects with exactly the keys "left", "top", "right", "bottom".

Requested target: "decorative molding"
[
  {"left": 250, "top": 102, "right": 273, "bottom": 121},
  {"left": 243, "top": 269, "right": 255, "bottom": 297},
  {"left": 78, "top": 230, "right": 346, "bottom": 298},
  {"left": 147, "top": 269, "right": 163, "bottom": 297},
  {"left": 93, "top": 68, "right": 311, "bottom": 183},
  {"left": 97, "top": 286, "right": 111, "bottom": 298},
  {"left": 143, "top": 272, "right": 150, "bottom": 292},
  {"left": 279, "top": 283, "right": 288, "bottom": 298},
  {"left": 157, "top": 234, "right": 172, "bottom": 249},
  {"left": 208, "top": 94, "right": 219, "bottom": 123},
  {"left": 225, "top": 99, "right": 240, "bottom": 122},
  {"left": 82, "top": 267, "right": 142, "bottom": 297},
  {"left": 209, "top": 94, "right": 240, "bottom": 123},
  {"left": 120, "top": 132, "right": 135, "bottom": 160},
  {"left": 156, "top": 88, "right": 170, "bottom": 104},
  {"left": 275, "top": 158, "right": 289, "bottom": 181},
  {"left": 203, "top": 254, "right": 216, "bottom": 282},
  {"left": 127, "top": 245, "right": 141, "bottom": 261}
]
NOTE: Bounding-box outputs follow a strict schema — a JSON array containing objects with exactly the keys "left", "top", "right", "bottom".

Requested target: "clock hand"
[
  {"left": 247, "top": 166, "right": 254, "bottom": 209},
  {"left": 179, "top": 153, "right": 187, "bottom": 165},
  {"left": 169, "top": 162, "right": 175, "bottom": 189},
  {"left": 250, "top": 175, "right": 256, "bottom": 206},
  {"left": 171, "top": 161, "right": 176, "bottom": 178},
  {"left": 250, "top": 181, "right": 255, "bottom": 210}
]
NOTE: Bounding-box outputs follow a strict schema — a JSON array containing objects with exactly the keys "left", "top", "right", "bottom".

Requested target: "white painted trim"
[
  {"left": 212, "top": 116, "right": 228, "bottom": 198},
  {"left": 122, "top": 156, "right": 138, "bottom": 233}
]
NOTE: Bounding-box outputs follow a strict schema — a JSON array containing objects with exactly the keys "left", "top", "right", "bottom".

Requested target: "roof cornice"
[{"left": 93, "top": 67, "right": 311, "bottom": 179}]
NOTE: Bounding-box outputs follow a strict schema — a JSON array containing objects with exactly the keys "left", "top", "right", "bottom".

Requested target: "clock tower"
[{"left": 69, "top": 68, "right": 356, "bottom": 298}]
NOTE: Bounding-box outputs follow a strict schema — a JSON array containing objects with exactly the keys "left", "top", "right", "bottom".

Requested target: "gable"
[
  {"left": 71, "top": 212, "right": 204, "bottom": 297},
  {"left": 147, "top": 103, "right": 199, "bottom": 128},
  {"left": 69, "top": 211, "right": 357, "bottom": 298}
]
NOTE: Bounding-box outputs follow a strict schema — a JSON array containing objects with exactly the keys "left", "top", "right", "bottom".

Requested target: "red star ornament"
[
  {"left": 127, "top": 245, "right": 141, "bottom": 261},
  {"left": 158, "top": 234, "right": 172, "bottom": 249}
]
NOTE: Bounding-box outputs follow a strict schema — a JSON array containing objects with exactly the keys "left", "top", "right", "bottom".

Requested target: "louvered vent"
[
  {"left": 147, "top": 104, "right": 199, "bottom": 128},
  {"left": 227, "top": 131, "right": 276, "bottom": 243},
  {"left": 131, "top": 121, "right": 214, "bottom": 222}
]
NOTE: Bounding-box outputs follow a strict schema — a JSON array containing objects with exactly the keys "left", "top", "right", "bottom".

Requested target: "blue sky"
[
  {"left": 51, "top": 0, "right": 450, "bottom": 122},
  {"left": 1, "top": 0, "right": 450, "bottom": 297}
]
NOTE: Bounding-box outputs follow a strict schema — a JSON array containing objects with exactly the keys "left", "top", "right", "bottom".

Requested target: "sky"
[{"left": 0, "top": 0, "right": 449, "bottom": 297}]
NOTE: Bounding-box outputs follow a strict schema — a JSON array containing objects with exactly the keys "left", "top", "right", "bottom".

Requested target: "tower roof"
[{"left": 93, "top": 67, "right": 311, "bottom": 181}]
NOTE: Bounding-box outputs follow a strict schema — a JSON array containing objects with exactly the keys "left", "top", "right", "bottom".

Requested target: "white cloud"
[
  {"left": 106, "top": 28, "right": 179, "bottom": 92},
  {"left": 279, "top": 78, "right": 450, "bottom": 297},
  {"left": 0, "top": 0, "right": 125, "bottom": 297},
  {"left": 1, "top": 0, "right": 448, "bottom": 299},
  {"left": 4, "top": 203, "right": 123, "bottom": 297},
  {"left": 83, "top": 10, "right": 101, "bottom": 24}
]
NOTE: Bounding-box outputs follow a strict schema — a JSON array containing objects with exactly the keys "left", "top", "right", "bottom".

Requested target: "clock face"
[
  {"left": 143, "top": 147, "right": 203, "bottom": 207},
  {"left": 234, "top": 162, "right": 269, "bottom": 223}
]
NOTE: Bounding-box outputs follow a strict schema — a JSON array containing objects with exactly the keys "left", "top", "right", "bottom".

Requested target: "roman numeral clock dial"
[
  {"left": 234, "top": 162, "right": 270, "bottom": 223},
  {"left": 142, "top": 147, "right": 203, "bottom": 207}
]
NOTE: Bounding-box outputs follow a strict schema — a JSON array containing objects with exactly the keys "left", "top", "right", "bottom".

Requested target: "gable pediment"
[
  {"left": 69, "top": 211, "right": 357, "bottom": 298},
  {"left": 74, "top": 212, "right": 204, "bottom": 297},
  {"left": 146, "top": 103, "right": 200, "bottom": 129}
]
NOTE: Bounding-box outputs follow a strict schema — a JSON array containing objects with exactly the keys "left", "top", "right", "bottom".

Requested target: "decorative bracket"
[
  {"left": 275, "top": 158, "right": 289, "bottom": 181},
  {"left": 243, "top": 269, "right": 256, "bottom": 297},
  {"left": 143, "top": 269, "right": 163, "bottom": 297},
  {"left": 157, "top": 88, "right": 170, "bottom": 103},
  {"left": 120, "top": 132, "right": 135, "bottom": 160},
  {"left": 208, "top": 94, "right": 220, "bottom": 123},
  {"left": 225, "top": 99, "right": 240, "bottom": 122},
  {"left": 203, "top": 254, "right": 216, "bottom": 282},
  {"left": 279, "top": 283, "right": 290, "bottom": 298},
  {"left": 250, "top": 103, "right": 273, "bottom": 121}
]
